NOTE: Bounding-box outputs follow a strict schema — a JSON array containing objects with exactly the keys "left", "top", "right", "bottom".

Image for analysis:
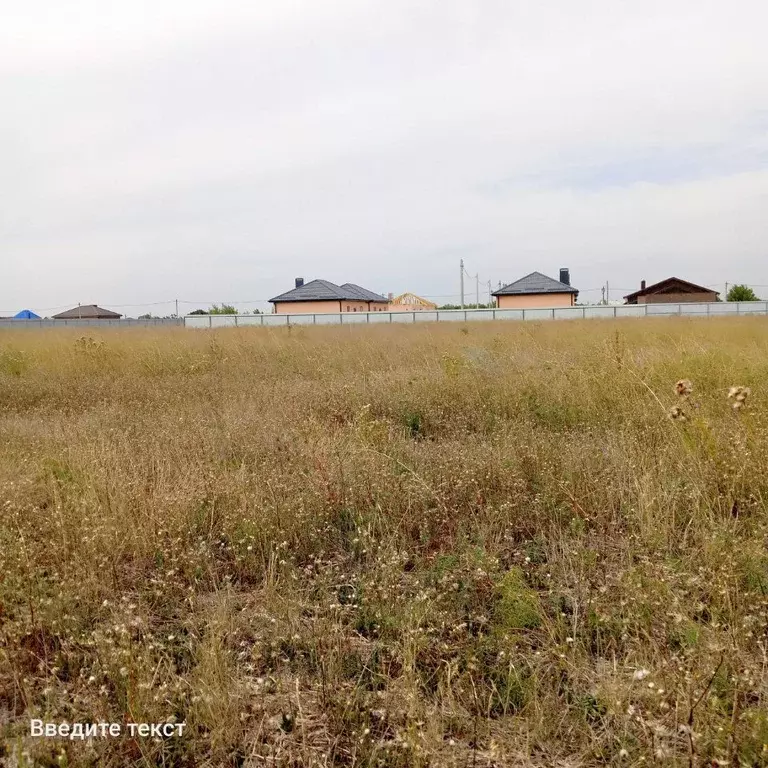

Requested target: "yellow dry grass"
[{"left": 1, "top": 317, "right": 767, "bottom": 767}]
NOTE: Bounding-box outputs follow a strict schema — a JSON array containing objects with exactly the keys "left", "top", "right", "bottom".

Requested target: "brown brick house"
[{"left": 624, "top": 278, "right": 718, "bottom": 305}]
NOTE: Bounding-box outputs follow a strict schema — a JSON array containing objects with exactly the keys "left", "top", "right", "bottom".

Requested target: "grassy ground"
[{"left": 1, "top": 318, "right": 767, "bottom": 767}]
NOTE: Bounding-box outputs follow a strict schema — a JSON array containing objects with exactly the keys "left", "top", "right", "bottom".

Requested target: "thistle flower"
[
  {"left": 675, "top": 379, "right": 693, "bottom": 397},
  {"left": 727, "top": 386, "right": 750, "bottom": 403},
  {"left": 668, "top": 405, "right": 687, "bottom": 422}
]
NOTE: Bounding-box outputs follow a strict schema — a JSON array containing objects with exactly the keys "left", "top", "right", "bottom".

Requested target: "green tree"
[
  {"left": 727, "top": 284, "right": 759, "bottom": 302},
  {"left": 208, "top": 304, "right": 238, "bottom": 314}
]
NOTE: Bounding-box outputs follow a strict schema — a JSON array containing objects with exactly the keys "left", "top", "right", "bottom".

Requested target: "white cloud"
[{"left": 2, "top": 0, "right": 768, "bottom": 313}]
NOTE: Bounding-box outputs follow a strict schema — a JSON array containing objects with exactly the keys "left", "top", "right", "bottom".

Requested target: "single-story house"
[
  {"left": 52, "top": 304, "right": 122, "bottom": 320},
  {"left": 492, "top": 269, "right": 578, "bottom": 309},
  {"left": 269, "top": 278, "right": 389, "bottom": 313},
  {"left": 388, "top": 292, "right": 437, "bottom": 312},
  {"left": 624, "top": 278, "right": 718, "bottom": 305},
  {"left": 14, "top": 309, "right": 41, "bottom": 319}
]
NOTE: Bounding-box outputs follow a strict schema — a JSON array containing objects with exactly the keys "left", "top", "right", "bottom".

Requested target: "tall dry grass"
[{"left": 1, "top": 318, "right": 767, "bottom": 767}]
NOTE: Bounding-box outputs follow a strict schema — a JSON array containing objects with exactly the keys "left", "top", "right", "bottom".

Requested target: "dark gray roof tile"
[
  {"left": 270, "top": 279, "right": 386, "bottom": 303},
  {"left": 492, "top": 271, "right": 578, "bottom": 296}
]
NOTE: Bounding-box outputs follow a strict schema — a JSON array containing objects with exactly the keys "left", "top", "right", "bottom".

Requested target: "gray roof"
[
  {"left": 492, "top": 271, "right": 578, "bottom": 296},
  {"left": 270, "top": 279, "right": 385, "bottom": 303},
  {"left": 339, "top": 283, "right": 387, "bottom": 302},
  {"left": 52, "top": 304, "right": 122, "bottom": 319}
]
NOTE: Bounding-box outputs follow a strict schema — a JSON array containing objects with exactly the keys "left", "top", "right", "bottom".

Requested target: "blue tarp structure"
[{"left": 13, "top": 309, "right": 41, "bottom": 319}]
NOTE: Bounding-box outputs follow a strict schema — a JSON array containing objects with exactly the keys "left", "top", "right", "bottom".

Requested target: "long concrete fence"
[
  {"left": 2, "top": 304, "right": 765, "bottom": 330},
  {"left": 184, "top": 301, "right": 768, "bottom": 328}
]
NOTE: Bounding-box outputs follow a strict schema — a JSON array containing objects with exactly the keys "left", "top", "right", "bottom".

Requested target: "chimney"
[
  {"left": 387, "top": 292, "right": 393, "bottom": 301},
  {"left": 295, "top": 277, "right": 304, "bottom": 288},
  {"left": 641, "top": 279, "right": 646, "bottom": 291},
  {"left": 559, "top": 268, "right": 570, "bottom": 286}
]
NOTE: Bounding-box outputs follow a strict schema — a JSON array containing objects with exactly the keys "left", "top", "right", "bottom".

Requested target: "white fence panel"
[
  {"left": 584, "top": 307, "right": 616, "bottom": 319},
  {"left": 704, "top": 302, "right": 734, "bottom": 315},
  {"left": 210, "top": 315, "right": 237, "bottom": 327},
  {"left": 262, "top": 314, "right": 289, "bottom": 326},
  {"left": 286, "top": 314, "right": 316, "bottom": 325},
  {"left": 465, "top": 309, "right": 495, "bottom": 321},
  {"left": 615, "top": 306, "right": 645, "bottom": 317},
  {"left": 679, "top": 303, "right": 711, "bottom": 315},
  {"left": 553, "top": 307, "right": 586, "bottom": 320},
  {"left": 339, "top": 313, "right": 367, "bottom": 324},
  {"left": 437, "top": 311, "right": 467, "bottom": 322},
  {"left": 237, "top": 315, "right": 263, "bottom": 326},
  {"left": 738, "top": 301, "right": 768, "bottom": 314},
  {"left": 523, "top": 309, "right": 556, "bottom": 321},
  {"left": 183, "top": 301, "right": 768, "bottom": 329},
  {"left": 313, "top": 314, "right": 341, "bottom": 325},
  {"left": 493, "top": 309, "right": 525, "bottom": 321},
  {"left": 185, "top": 316, "right": 210, "bottom": 328},
  {"left": 647, "top": 304, "right": 680, "bottom": 315}
]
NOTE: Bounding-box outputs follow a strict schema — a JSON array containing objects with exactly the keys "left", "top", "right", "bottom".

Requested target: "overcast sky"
[{"left": 3, "top": 0, "right": 768, "bottom": 315}]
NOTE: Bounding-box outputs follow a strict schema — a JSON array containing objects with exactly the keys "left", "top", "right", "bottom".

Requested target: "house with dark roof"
[
  {"left": 492, "top": 269, "right": 578, "bottom": 309},
  {"left": 269, "top": 278, "right": 388, "bottom": 314},
  {"left": 52, "top": 304, "right": 122, "bottom": 320},
  {"left": 624, "top": 278, "right": 719, "bottom": 305}
]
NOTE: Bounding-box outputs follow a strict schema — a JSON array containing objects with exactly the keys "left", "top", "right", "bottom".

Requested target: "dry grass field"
[{"left": 1, "top": 318, "right": 767, "bottom": 767}]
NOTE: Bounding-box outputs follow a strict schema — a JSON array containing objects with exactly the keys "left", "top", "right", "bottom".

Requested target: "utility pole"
[
  {"left": 460, "top": 259, "right": 465, "bottom": 309},
  {"left": 487, "top": 280, "right": 492, "bottom": 306},
  {"left": 475, "top": 273, "right": 479, "bottom": 308},
  {"left": 606, "top": 281, "right": 609, "bottom": 303},
  {"left": 601, "top": 285, "right": 606, "bottom": 305},
  {"left": 175, "top": 299, "right": 179, "bottom": 317},
  {"left": 725, "top": 282, "right": 729, "bottom": 301}
]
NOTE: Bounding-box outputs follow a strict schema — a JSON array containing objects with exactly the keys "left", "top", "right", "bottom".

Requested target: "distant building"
[
  {"left": 388, "top": 292, "right": 437, "bottom": 312},
  {"left": 52, "top": 304, "right": 122, "bottom": 320},
  {"left": 269, "top": 278, "right": 389, "bottom": 313},
  {"left": 13, "top": 309, "right": 41, "bottom": 319},
  {"left": 624, "top": 278, "right": 719, "bottom": 305},
  {"left": 492, "top": 269, "right": 578, "bottom": 309}
]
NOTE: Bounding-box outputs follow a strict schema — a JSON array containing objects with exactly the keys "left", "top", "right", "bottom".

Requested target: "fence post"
[
  {"left": 235, "top": 315, "right": 239, "bottom": 327},
  {"left": 492, "top": 310, "right": 496, "bottom": 320}
]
